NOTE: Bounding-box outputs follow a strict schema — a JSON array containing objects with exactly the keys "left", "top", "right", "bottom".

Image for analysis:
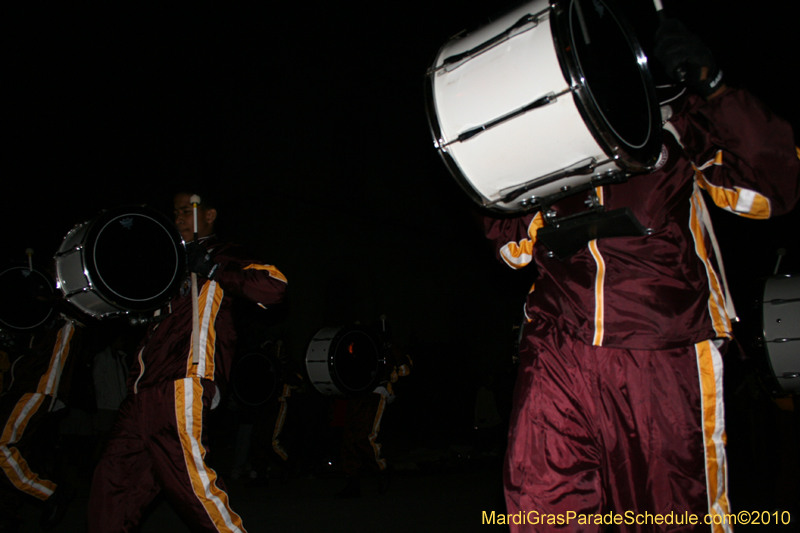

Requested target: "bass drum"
[
  {"left": 0, "top": 263, "right": 56, "bottom": 334},
  {"left": 759, "top": 273, "right": 800, "bottom": 395},
  {"left": 305, "top": 326, "right": 387, "bottom": 397},
  {"left": 55, "top": 205, "right": 186, "bottom": 318},
  {"left": 425, "top": 0, "right": 661, "bottom": 212},
  {"left": 229, "top": 351, "right": 282, "bottom": 409}
]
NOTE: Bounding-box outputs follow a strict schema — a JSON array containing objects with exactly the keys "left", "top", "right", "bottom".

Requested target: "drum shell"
[
  {"left": 426, "top": 0, "right": 660, "bottom": 212},
  {"left": 305, "top": 326, "right": 386, "bottom": 397},
  {"left": 56, "top": 222, "right": 101, "bottom": 315},
  {"left": 761, "top": 274, "right": 800, "bottom": 395},
  {"left": 55, "top": 206, "right": 186, "bottom": 318}
]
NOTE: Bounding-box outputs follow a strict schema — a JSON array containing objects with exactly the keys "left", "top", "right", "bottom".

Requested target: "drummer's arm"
[
  {"left": 213, "top": 257, "right": 288, "bottom": 308},
  {"left": 389, "top": 344, "right": 412, "bottom": 380},
  {"left": 484, "top": 212, "right": 544, "bottom": 270},
  {"left": 686, "top": 88, "right": 800, "bottom": 219},
  {"left": 701, "top": 68, "right": 727, "bottom": 101}
]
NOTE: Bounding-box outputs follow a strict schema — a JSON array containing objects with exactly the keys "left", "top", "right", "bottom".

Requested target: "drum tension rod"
[
  {"left": 763, "top": 297, "right": 800, "bottom": 305},
  {"left": 446, "top": 88, "right": 571, "bottom": 146},
  {"left": 494, "top": 157, "right": 611, "bottom": 207},
  {"left": 434, "top": 8, "right": 550, "bottom": 73}
]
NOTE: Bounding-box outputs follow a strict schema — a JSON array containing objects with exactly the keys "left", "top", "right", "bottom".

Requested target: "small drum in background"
[
  {"left": 759, "top": 273, "right": 800, "bottom": 395},
  {"left": 229, "top": 350, "right": 282, "bottom": 409},
  {"left": 425, "top": 0, "right": 661, "bottom": 212},
  {"left": 55, "top": 205, "right": 186, "bottom": 318},
  {"left": 0, "top": 263, "right": 56, "bottom": 334},
  {"left": 305, "top": 326, "right": 387, "bottom": 397}
]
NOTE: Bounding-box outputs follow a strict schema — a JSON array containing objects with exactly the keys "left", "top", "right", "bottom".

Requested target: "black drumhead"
[
  {"left": 87, "top": 206, "right": 185, "bottom": 312},
  {"left": 329, "top": 327, "right": 383, "bottom": 395},
  {"left": 553, "top": 0, "right": 660, "bottom": 170},
  {"left": 0, "top": 265, "right": 55, "bottom": 333},
  {"left": 230, "top": 352, "right": 281, "bottom": 408}
]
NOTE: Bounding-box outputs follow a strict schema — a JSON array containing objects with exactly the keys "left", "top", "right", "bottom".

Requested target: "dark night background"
[{"left": 3, "top": 0, "right": 799, "bottom": 530}]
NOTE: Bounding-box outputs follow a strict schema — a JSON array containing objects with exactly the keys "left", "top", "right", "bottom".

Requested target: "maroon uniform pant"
[
  {"left": 88, "top": 378, "right": 246, "bottom": 532},
  {"left": 341, "top": 392, "right": 387, "bottom": 477},
  {"left": 504, "top": 320, "right": 731, "bottom": 532}
]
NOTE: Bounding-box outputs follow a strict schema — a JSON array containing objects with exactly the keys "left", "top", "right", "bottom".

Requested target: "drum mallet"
[
  {"left": 190, "top": 194, "right": 202, "bottom": 365},
  {"left": 652, "top": 0, "right": 665, "bottom": 20},
  {"left": 774, "top": 248, "right": 786, "bottom": 275}
]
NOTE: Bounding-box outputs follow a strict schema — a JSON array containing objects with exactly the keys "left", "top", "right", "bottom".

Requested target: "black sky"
[{"left": 3, "top": 0, "right": 799, "bottom": 372}]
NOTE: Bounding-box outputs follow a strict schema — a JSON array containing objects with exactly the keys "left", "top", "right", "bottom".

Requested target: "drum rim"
[
  {"left": 0, "top": 264, "right": 56, "bottom": 333},
  {"left": 58, "top": 205, "right": 187, "bottom": 315},
  {"left": 230, "top": 350, "right": 282, "bottom": 408},
  {"left": 550, "top": 0, "right": 662, "bottom": 173},
  {"left": 328, "top": 325, "right": 384, "bottom": 395}
]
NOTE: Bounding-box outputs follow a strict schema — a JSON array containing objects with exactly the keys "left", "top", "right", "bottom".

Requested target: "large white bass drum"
[
  {"left": 425, "top": 0, "right": 661, "bottom": 212},
  {"left": 55, "top": 205, "right": 186, "bottom": 318},
  {"left": 760, "top": 274, "right": 800, "bottom": 395},
  {"left": 305, "top": 326, "right": 387, "bottom": 397}
]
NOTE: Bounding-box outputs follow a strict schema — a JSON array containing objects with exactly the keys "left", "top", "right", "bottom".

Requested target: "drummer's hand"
[
  {"left": 186, "top": 242, "right": 219, "bottom": 279},
  {"left": 699, "top": 67, "right": 728, "bottom": 100},
  {"left": 653, "top": 19, "right": 724, "bottom": 99}
]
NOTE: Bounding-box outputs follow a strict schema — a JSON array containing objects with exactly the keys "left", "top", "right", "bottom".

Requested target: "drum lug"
[
  {"left": 64, "top": 286, "right": 92, "bottom": 299},
  {"left": 448, "top": 89, "right": 569, "bottom": 146},
  {"left": 769, "top": 337, "right": 800, "bottom": 343},
  {"left": 434, "top": 9, "right": 551, "bottom": 73},
  {"left": 54, "top": 244, "right": 83, "bottom": 258},
  {"left": 496, "top": 157, "right": 601, "bottom": 207}
]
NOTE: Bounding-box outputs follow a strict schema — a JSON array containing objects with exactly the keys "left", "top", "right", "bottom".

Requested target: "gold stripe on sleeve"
[{"left": 243, "top": 264, "right": 287, "bottom": 283}]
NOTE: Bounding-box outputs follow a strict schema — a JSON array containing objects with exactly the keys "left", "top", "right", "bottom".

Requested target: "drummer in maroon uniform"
[
  {"left": 88, "top": 190, "right": 288, "bottom": 533},
  {"left": 476, "top": 13, "right": 800, "bottom": 533},
  {"left": 1, "top": 277, "right": 84, "bottom": 532},
  {"left": 336, "top": 322, "right": 412, "bottom": 499}
]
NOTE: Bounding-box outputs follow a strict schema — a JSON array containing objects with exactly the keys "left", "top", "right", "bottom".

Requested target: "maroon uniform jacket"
[
  {"left": 486, "top": 88, "right": 800, "bottom": 350},
  {"left": 89, "top": 237, "right": 284, "bottom": 533},
  {"left": 128, "top": 237, "right": 287, "bottom": 395}
]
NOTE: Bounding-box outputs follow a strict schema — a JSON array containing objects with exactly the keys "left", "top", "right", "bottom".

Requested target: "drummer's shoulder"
[
  {"left": 210, "top": 241, "right": 283, "bottom": 272},
  {"left": 688, "top": 85, "right": 780, "bottom": 116}
]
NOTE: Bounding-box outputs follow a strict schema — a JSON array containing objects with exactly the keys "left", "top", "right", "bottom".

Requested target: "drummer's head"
[{"left": 173, "top": 191, "right": 217, "bottom": 243}]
